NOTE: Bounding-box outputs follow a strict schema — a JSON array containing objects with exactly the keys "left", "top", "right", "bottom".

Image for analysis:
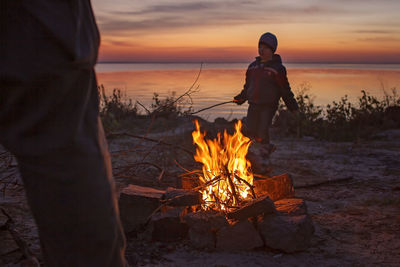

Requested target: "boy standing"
[{"left": 234, "top": 32, "right": 299, "bottom": 155}]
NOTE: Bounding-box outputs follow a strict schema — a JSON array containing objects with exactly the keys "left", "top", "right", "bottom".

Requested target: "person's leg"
[
  {"left": 256, "top": 106, "right": 276, "bottom": 144},
  {"left": 1, "top": 2, "right": 126, "bottom": 265},
  {"left": 257, "top": 106, "right": 277, "bottom": 156},
  {"left": 17, "top": 119, "right": 125, "bottom": 267},
  {"left": 1, "top": 71, "right": 126, "bottom": 267},
  {"left": 246, "top": 104, "right": 261, "bottom": 141}
]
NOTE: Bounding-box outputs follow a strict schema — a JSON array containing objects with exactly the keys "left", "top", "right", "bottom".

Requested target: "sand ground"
[{"left": 1, "top": 126, "right": 399, "bottom": 266}]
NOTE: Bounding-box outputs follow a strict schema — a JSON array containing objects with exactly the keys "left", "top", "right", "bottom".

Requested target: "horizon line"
[{"left": 97, "top": 61, "right": 400, "bottom": 65}]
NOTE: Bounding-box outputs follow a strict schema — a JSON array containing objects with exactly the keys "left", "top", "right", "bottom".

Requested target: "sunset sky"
[{"left": 92, "top": 0, "right": 400, "bottom": 63}]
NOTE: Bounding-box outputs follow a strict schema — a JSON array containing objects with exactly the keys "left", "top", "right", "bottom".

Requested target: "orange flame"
[{"left": 192, "top": 120, "right": 254, "bottom": 211}]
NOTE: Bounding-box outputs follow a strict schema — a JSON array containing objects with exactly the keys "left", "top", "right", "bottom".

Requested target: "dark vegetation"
[
  {"left": 99, "top": 85, "right": 197, "bottom": 134},
  {"left": 275, "top": 83, "right": 400, "bottom": 141},
  {"left": 98, "top": 83, "right": 400, "bottom": 142},
  {"left": 98, "top": 65, "right": 201, "bottom": 134}
]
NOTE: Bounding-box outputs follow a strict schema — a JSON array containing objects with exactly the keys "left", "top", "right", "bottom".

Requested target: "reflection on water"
[{"left": 96, "top": 63, "right": 400, "bottom": 121}]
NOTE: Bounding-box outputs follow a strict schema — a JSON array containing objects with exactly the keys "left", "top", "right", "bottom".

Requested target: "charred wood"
[
  {"left": 253, "top": 173, "right": 295, "bottom": 201},
  {"left": 226, "top": 195, "right": 276, "bottom": 221},
  {"left": 161, "top": 187, "right": 202, "bottom": 207}
]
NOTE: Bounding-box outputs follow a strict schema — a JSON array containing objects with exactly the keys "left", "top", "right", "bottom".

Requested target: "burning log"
[
  {"left": 161, "top": 187, "right": 202, "bottom": 207},
  {"left": 274, "top": 198, "right": 307, "bottom": 216},
  {"left": 181, "top": 176, "right": 199, "bottom": 190},
  {"left": 226, "top": 195, "right": 275, "bottom": 221},
  {"left": 253, "top": 173, "right": 295, "bottom": 201},
  {"left": 118, "top": 184, "right": 165, "bottom": 233}
]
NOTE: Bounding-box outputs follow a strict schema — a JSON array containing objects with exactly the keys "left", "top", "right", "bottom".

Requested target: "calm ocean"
[{"left": 95, "top": 63, "right": 400, "bottom": 121}]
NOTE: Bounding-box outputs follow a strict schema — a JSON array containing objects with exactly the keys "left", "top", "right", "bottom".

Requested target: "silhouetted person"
[
  {"left": 234, "top": 32, "right": 299, "bottom": 156},
  {"left": 0, "top": 1, "right": 126, "bottom": 266}
]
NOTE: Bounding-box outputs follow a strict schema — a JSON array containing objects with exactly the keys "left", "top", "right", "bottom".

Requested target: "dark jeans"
[
  {"left": 0, "top": 71, "right": 126, "bottom": 267},
  {"left": 1, "top": 2, "right": 126, "bottom": 265},
  {"left": 246, "top": 104, "right": 277, "bottom": 144}
]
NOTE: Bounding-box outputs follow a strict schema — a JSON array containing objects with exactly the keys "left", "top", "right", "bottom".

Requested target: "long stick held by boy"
[{"left": 234, "top": 32, "right": 299, "bottom": 156}]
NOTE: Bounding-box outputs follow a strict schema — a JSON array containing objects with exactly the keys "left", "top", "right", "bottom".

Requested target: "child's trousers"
[{"left": 246, "top": 104, "right": 277, "bottom": 144}]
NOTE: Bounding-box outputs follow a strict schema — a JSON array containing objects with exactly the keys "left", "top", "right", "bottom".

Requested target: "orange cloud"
[{"left": 93, "top": 0, "right": 400, "bottom": 63}]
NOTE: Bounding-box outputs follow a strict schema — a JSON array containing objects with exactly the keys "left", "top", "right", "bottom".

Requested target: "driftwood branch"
[
  {"left": 235, "top": 175, "right": 257, "bottom": 199},
  {"left": 171, "top": 63, "right": 203, "bottom": 107},
  {"left": 193, "top": 175, "right": 223, "bottom": 191},
  {"left": 203, "top": 200, "right": 240, "bottom": 210},
  {"left": 174, "top": 159, "right": 192, "bottom": 173},
  {"left": 136, "top": 63, "right": 203, "bottom": 115},
  {"left": 178, "top": 169, "right": 203, "bottom": 177},
  {"left": 190, "top": 100, "right": 235, "bottom": 115},
  {"left": 226, "top": 174, "right": 240, "bottom": 206},
  {"left": 144, "top": 204, "right": 166, "bottom": 226},
  {"left": 136, "top": 100, "right": 151, "bottom": 114},
  {"left": 157, "top": 169, "right": 165, "bottom": 182},
  {"left": 183, "top": 168, "right": 257, "bottom": 211}
]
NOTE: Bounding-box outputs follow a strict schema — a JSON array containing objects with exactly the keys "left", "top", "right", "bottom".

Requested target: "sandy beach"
[{"left": 1, "top": 120, "right": 399, "bottom": 266}]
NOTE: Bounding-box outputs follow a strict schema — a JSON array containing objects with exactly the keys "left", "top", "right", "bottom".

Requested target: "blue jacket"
[{"left": 235, "top": 55, "right": 299, "bottom": 111}]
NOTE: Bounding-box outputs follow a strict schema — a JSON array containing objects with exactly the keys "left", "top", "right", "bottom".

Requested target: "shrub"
[
  {"left": 98, "top": 85, "right": 138, "bottom": 132},
  {"left": 275, "top": 82, "right": 323, "bottom": 138},
  {"left": 150, "top": 92, "right": 193, "bottom": 119},
  {"left": 275, "top": 84, "right": 400, "bottom": 141}
]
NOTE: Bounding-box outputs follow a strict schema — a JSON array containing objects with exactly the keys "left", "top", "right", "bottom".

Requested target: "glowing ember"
[{"left": 192, "top": 120, "right": 255, "bottom": 211}]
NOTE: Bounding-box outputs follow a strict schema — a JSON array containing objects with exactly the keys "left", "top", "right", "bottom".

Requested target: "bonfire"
[
  {"left": 118, "top": 119, "right": 312, "bottom": 253},
  {"left": 192, "top": 120, "right": 256, "bottom": 212}
]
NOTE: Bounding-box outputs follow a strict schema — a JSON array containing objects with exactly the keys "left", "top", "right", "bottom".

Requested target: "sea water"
[{"left": 96, "top": 63, "right": 400, "bottom": 121}]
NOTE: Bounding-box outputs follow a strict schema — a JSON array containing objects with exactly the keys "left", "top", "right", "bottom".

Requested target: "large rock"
[
  {"left": 227, "top": 195, "right": 276, "bottom": 221},
  {"left": 259, "top": 214, "right": 314, "bottom": 253},
  {"left": 184, "top": 211, "right": 227, "bottom": 249},
  {"left": 254, "top": 174, "right": 295, "bottom": 201},
  {"left": 147, "top": 207, "right": 188, "bottom": 242},
  {"left": 274, "top": 198, "right": 307, "bottom": 216},
  {"left": 118, "top": 184, "right": 165, "bottom": 233},
  {"left": 187, "top": 227, "right": 215, "bottom": 250},
  {"left": 184, "top": 211, "right": 227, "bottom": 230},
  {"left": 216, "top": 220, "right": 263, "bottom": 251}
]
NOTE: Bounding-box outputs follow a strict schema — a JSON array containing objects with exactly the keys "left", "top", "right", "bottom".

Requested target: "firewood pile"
[{"left": 119, "top": 173, "right": 315, "bottom": 253}]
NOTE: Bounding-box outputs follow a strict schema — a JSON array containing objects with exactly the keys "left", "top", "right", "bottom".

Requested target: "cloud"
[
  {"left": 357, "top": 37, "right": 400, "bottom": 42},
  {"left": 113, "top": 2, "right": 221, "bottom": 15},
  {"left": 352, "top": 30, "right": 398, "bottom": 34},
  {"left": 96, "top": 1, "right": 348, "bottom": 36},
  {"left": 99, "top": 16, "right": 188, "bottom": 32}
]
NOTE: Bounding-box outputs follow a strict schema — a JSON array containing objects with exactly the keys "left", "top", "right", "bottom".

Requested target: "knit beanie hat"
[{"left": 259, "top": 32, "right": 278, "bottom": 53}]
